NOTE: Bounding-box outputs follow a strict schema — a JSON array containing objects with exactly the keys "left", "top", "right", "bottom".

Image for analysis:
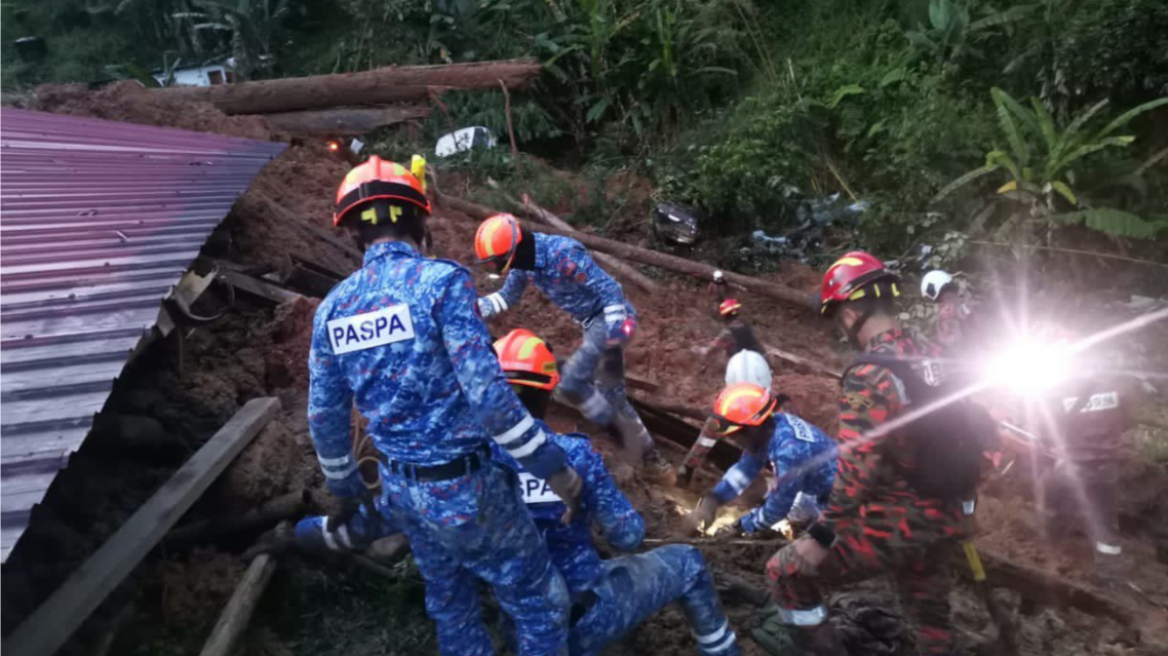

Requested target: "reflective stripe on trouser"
[
  {"left": 293, "top": 497, "right": 399, "bottom": 553},
  {"left": 569, "top": 545, "right": 739, "bottom": 656},
  {"left": 560, "top": 317, "right": 653, "bottom": 452},
  {"left": 766, "top": 513, "right": 959, "bottom": 655},
  {"left": 384, "top": 461, "right": 570, "bottom": 656}
]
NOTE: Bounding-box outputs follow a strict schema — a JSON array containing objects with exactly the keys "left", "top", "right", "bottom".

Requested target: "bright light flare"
[{"left": 983, "top": 337, "right": 1073, "bottom": 395}]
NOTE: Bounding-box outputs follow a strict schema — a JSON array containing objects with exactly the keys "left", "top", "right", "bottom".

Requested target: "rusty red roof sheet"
[{"left": 0, "top": 108, "right": 286, "bottom": 562}]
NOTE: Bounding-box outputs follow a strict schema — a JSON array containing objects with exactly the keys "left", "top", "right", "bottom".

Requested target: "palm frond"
[
  {"left": 1096, "top": 97, "right": 1168, "bottom": 139},
  {"left": 1051, "top": 208, "right": 1167, "bottom": 239},
  {"left": 991, "top": 88, "right": 1031, "bottom": 165},
  {"left": 933, "top": 163, "right": 1000, "bottom": 202}
]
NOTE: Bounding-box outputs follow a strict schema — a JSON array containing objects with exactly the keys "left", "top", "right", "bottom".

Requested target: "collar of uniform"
[
  {"left": 532, "top": 231, "right": 547, "bottom": 269},
  {"left": 364, "top": 241, "right": 419, "bottom": 267},
  {"left": 865, "top": 328, "right": 904, "bottom": 351}
]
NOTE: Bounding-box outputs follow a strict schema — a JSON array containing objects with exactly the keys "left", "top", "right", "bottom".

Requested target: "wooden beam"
[
  {"left": 485, "top": 179, "right": 663, "bottom": 295},
  {"left": 198, "top": 527, "right": 285, "bottom": 656},
  {"left": 3, "top": 398, "right": 282, "bottom": 656},
  {"left": 437, "top": 193, "right": 816, "bottom": 312},
  {"left": 217, "top": 266, "right": 302, "bottom": 305}
]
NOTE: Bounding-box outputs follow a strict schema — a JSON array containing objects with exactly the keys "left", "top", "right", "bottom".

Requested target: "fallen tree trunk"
[
  {"left": 157, "top": 59, "right": 541, "bottom": 115},
  {"left": 263, "top": 105, "right": 430, "bottom": 136},
  {"left": 763, "top": 343, "right": 843, "bottom": 379},
  {"left": 974, "top": 546, "right": 1138, "bottom": 627},
  {"left": 161, "top": 490, "right": 309, "bottom": 550},
  {"left": 485, "top": 180, "right": 663, "bottom": 295},
  {"left": 438, "top": 193, "right": 816, "bottom": 311}
]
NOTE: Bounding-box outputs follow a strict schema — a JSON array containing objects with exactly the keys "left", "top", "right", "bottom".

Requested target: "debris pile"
[{"left": 3, "top": 81, "right": 1166, "bottom": 656}]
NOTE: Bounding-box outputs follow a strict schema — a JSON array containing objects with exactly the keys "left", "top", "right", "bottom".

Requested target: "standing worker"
[
  {"left": 1035, "top": 350, "right": 1132, "bottom": 582},
  {"left": 309, "top": 157, "right": 583, "bottom": 656},
  {"left": 679, "top": 298, "right": 773, "bottom": 485},
  {"left": 493, "top": 328, "right": 741, "bottom": 656},
  {"left": 473, "top": 213, "right": 675, "bottom": 482},
  {"left": 680, "top": 383, "right": 836, "bottom": 538},
  {"left": 760, "top": 251, "right": 986, "bottom": 656}
]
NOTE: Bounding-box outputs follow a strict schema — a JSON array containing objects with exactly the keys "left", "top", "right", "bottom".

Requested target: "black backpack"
[{"left": 844, "top": 353, "right": 995, "bottom": 501}]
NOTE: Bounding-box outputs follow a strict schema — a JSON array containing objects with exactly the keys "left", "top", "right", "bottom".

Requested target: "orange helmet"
[
  {"left": 710, "top": 383, "right": 777, "bottom": 435},
  {"left": 474, "top": 213, "right": 523, "bottom": 273},
  {"left": 719, "top": 298, "right": 742, "bottom": 317},
  {"left": 334, "top": 155, "right": 431, "bottom": 227},
  {"left": 494, "top": 328, "right": 560, "bottom": 391}
]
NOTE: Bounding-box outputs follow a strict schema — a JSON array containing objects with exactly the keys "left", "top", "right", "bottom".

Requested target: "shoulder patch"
[
  {"left": 785, "top": 414, "right": 817, "bottom": 443},
  {"left": 327, "top": 304, "right": 415, "bottom": 355}
]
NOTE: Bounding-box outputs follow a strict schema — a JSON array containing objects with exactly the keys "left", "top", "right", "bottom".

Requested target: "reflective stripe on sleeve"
[
  {"left": 486, "top": 293, "right": 508, "bottom": 315},
  {"left": 506, "top": 428, "right": 548, "bottom": 459},
  {"left": 698, "top": 436, "right": 717, "bottom": 448},
  {"left": 321, "top": 460, "right": 358, "bottom": 480},
  {"left": 494, "top": 415, "right": 535, "bottom": 445},
  {"left": 318, "top": 453, "right": 353, "bottom": 467}
]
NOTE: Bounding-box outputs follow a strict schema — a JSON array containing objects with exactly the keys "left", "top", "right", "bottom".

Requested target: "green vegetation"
[{"left": 4, "top": 0, "right": 1166, "bottom": 266}]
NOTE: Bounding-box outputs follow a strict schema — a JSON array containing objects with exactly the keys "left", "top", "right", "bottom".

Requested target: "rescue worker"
[
  {"left": 680, "top": 383, "right": 836, "bottom": 538},
  {"left": 309, "top": 157, "right": 583, "bottom": 656},
  {"left": 1034, "top": 348, "right": 1132, "bottom": 581},
  {"left": 295, "top": 328, "right": 741, "bottom": 656},
  {"left": 762, "top": 251, "right": 962, "bottom": 656},
  {"left": 472, "top": 213, "right": 674, "bottom": 482},
  {"left": 921, "top": 269, "right": 971, "bottom": 355},
  {"left": 493, "top": 328, "right": 740, "bottom": 656},
  {"left": 679, "top": 299, "right": 773, "bottom": 485}
]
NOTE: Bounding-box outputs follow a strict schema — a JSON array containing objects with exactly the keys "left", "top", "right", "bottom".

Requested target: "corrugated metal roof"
[{"left": 0, "top": 108, "right": 286, "bottom": 562}]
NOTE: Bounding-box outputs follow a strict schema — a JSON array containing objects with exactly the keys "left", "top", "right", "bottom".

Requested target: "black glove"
[
  {"left": 327, "top": 489, "right": 377, "bottom": 533},
  {"left": 545, "top": 466, "right": 584, "bottom": 525}
]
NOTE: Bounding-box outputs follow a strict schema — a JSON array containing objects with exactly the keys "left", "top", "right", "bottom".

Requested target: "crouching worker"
[
  {"left": 494, "top": 328, "right": 741, "bottom": 656},
  {"left": 473, "top": 213, "right": 674, "bottom": 483},
  {"left": 681, "top": 384, "right": 836, "bottom": 538},
  {"left": 311, "top": 157, "right": 582, "bottom": 656},
  {"left": 679, "top": 298, "right": 773, "bottom": 486}
]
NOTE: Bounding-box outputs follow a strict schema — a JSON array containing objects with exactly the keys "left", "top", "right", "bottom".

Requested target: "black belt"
[{"left": 378, "top": 446, "right": 488, "bottom": 482}]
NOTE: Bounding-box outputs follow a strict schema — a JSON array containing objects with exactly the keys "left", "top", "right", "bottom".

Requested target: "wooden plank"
[
  {"left": 2, "top": 397, "right": 281, "bottom": 656},
  {"left": 197, "top": 534, "right": 282, "bottom": 656},
  {"left": 218, "top": 267, "right": 301, "bottom": 305}
]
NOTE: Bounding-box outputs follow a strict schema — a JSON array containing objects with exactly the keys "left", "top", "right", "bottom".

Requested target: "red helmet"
[
  {"left": 719, "top": 298, "right": 742, "bottom": 317},
  {"left": 820, "top": 251, "right": 899, "bottom": 315},
  {"left": 474, "top": 213, "right": 523, "bottom": 273},
  {"left": 710, "top": 383, "right": 778, "bottom": 436},
  {"left": 494, "top": 329, "right": 560, "bottom": 391},
  {"left": 334, "top": 156, "right": 431, "bottom": 227}
]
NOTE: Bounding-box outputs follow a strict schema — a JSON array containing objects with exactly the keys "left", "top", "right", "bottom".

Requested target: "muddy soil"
[{"left": 4, "top": 82, "right": 1167, "bottom": 656}]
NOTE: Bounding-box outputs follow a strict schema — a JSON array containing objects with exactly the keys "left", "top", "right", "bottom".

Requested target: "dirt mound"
[{"left": 28, "top": 80, "right": 277, "bottom": 140}]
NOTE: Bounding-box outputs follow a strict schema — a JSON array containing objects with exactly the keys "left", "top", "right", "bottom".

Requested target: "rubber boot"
[{"left": 752, "top": 614, "right": 846, "bottom": 656}]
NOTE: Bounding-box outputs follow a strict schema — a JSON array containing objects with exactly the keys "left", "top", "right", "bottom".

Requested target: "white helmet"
[
  {"left": 725, "top": 350, "right": 773, "bottom": 392},
  {"left": 921, "top": 270, "right": 954, "bottom": 301}
]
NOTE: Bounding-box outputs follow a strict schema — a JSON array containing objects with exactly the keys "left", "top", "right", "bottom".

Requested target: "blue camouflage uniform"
[
  {"left": 500, "top": 424, "right": 740, "bottom": 656},
  {"left": 476, "top": 233, "right": 653, "bottom": 452},
  {"left": 293, "top": 493, "right": 399, "bottom": 553},
  {"left": 712, "top": 413, "right": 837, "bottom": 534},
  {"left": 308, "top": 241, "right": 571, "bottom": 656}
]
